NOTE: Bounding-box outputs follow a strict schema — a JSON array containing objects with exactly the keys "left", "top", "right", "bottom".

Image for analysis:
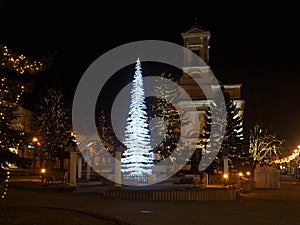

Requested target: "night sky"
[{"left": 1, "top": 0, "right": 300, "bottom": 152}]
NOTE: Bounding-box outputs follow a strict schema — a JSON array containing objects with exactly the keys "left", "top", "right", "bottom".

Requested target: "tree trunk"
[
  {"left": 59, "top": 156, "right": 65, "bottom": 172},
  {"left": 190, "top": 161, "right": 200, "bottom": 173},
  {"left": 190, "top": 149, "right": 202, "bottom": 173}
]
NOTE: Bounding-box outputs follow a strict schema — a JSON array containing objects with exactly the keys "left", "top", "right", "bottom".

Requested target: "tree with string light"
[
  {"left": 121, "top": 58, "right": 153, "bottom": 181},
  {"left": 33, "top": 88, "right": 71, "bottom": 171},
  {"left": 249, "top": 123, "right": 283, "bottom": 166},
  {"left": 97, "top": 110, "right": 116, "bottom": 148},
  {"left": 149, "top": 73, "right": 181, "bottom": 162},
  {"left": 202, "top": 86, "right": 246, "bottom": 173},
  {"left": 0, "top": 45, "right": 45, "bottom": 171}
]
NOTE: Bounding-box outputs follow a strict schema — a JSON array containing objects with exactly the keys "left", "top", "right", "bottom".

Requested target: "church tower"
[
  {"left": 178, "top": 19, "right": 245, "bottom": 130},
  {"left": 177, "top": 19, "right": 245, "bottom": 172},
  {"left": 181, "top": 18, "right": 210, "bottom": 65}
]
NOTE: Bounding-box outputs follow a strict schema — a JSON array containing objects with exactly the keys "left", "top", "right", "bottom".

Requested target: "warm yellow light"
[
  {"left": 238, "top": 172, "right": 243, "bottom": 177},
  {"left": 32, "top": 137, "right": 38, "bottom": 142},
  {"left": 223, "top": 174, "right": 228, "bottom": 179},
  {"left": 246, "top": 171, "right": 251, "bottom": 176},
  {"left": 41, "top": 168, "right": 46, "bottom": 174}
]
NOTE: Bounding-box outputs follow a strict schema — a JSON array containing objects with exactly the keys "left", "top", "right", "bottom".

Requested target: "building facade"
[{"left": 177, "top": 21, "right": 245, "bottom": 171}]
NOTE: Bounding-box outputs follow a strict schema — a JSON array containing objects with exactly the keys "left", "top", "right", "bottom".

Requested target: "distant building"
[
  {"left": 12, "top": 106, "right": 33, "bottom": 133},
  {"left": 11, "top": 106, "right": 33, "bottom": 160}
]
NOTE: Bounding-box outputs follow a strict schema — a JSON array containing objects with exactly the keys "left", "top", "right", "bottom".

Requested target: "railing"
[
  {"left": 103, "top": 188, "right": 240, "bottom": 201},
  {"left": 122, "top": 174, "right": 149, "bottom": 184}
]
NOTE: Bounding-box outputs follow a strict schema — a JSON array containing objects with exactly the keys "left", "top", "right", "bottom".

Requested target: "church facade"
[{"left": 177, "top": 22, "right": 245, "bottom": 170}]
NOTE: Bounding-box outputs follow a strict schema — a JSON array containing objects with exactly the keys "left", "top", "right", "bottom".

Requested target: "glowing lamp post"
[
  {"left": 246, "top": 171, "right": 251, "bottom": 178},
  {"left": 222, "top": 147, "right": 229, "bottom": 187},
  {"left": 238, "top": 172, "right": 243, "bottom": 188},
  {"left": 32, "top": 137, "right": 38, "bottom": 174},
  {"left": 223, "top": 173, "right": 229, "bottom": 186},
  {"left": 40, "top": 168, "right": 46, "bottom": 183}
]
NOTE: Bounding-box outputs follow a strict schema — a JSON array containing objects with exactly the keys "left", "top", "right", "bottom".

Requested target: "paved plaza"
[{"left": 1, "top": 174, "right": 300, "bottom": 225}]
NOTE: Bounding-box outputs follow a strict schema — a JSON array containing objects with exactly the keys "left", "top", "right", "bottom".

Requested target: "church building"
[{"left": 177, "top": 20, "right": 245, "bottom": 171}]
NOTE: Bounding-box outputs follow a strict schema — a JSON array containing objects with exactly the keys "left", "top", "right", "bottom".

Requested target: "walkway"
[{"left": 1, "top": 174, "right": 300, "bottom": 225}]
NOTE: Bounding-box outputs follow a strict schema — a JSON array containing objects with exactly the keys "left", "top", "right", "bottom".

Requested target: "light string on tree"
[
  {"left": 0, "top": 77, "right": 25, "bottom": 105},
  {"left": 0, "top": 44, "right": 44, "bottom": 199},
  {"left": 0, "top": 45, "right": 45, "bottom": 74},
  {"left": 272, "top": 146, "right": 300, "bottom": 164},
  {"left": 1, "top": 171, "right": 10, "bottom": 200}
]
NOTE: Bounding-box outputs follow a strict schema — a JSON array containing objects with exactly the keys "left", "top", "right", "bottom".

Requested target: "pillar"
[
  {"left": 86, "top": 163, "right": 91, "bottom": 180},
  {"left": 114, "top": 146, "right": 122, "bottom": 188},
  {"left": 223, "top": 155, "right": 229, "bottom": 186},
  {"left": 69, "top": 151, "right": 77, "bottom": 187},
  {"left": 223, "top": 157, "right": 229, "bottom": 175},
  {"left": 77, "top": 156, "right": 82, "bottom": 179}
]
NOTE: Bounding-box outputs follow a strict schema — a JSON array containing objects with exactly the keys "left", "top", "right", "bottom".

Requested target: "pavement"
[{"left": 1, "top": 174, "right": 300, "bottom": 225}]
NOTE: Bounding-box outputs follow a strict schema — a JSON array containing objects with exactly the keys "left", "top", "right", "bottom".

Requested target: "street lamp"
[
  {"left": 31, "top": 137, "right": 40, "bottom": 175},
  {"left": 40, "top": 168, "right": 46, "bottom": 183},
  {"left": 238, "top": 172, "right": 243, "bottom": 188},
  {"left": 246, "top": 171, "right": 251, "bottom": 178},
  {"left": 223, "top": 173, "right": 229, "bottom": 186}
]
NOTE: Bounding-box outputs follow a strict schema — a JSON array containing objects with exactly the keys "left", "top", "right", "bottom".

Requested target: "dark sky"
[{"left": 1, "top": 0, "right": 300, "bottom": 152}]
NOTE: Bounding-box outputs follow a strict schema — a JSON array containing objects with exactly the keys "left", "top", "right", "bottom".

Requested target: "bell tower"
[
  {"left": 181, "top": 18, "right": 210, "bottom": 65},
  {"left": 177, "top": 18, "right": 212, "bottom": 101}
]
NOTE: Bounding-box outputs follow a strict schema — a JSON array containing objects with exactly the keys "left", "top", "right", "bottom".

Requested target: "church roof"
[{"left": 182, "top": 18, "right": 208, "bottom": 33}]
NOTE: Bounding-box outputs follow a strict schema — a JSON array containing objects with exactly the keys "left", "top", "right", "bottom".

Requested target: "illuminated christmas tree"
[{"left": 121, "top": 58, "right": 153, "bottom": 181}]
